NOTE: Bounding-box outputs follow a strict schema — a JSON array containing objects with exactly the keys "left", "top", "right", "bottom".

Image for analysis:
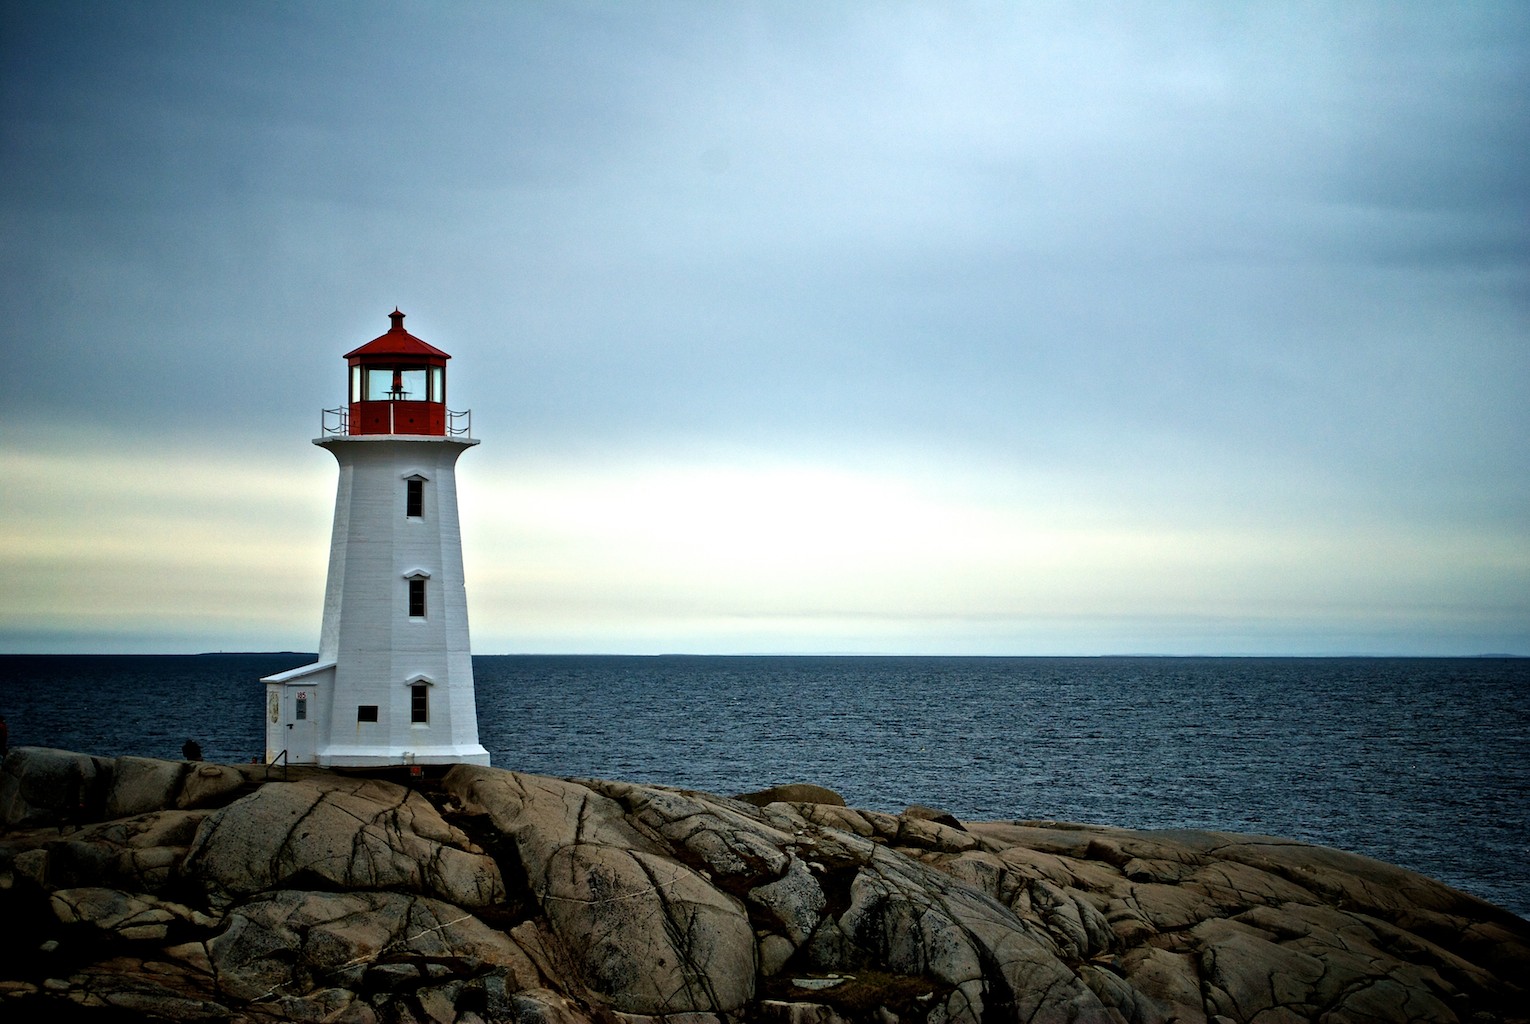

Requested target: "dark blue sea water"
[{"left": 3, "top": 654, "right": 1527, "bottom": 919}]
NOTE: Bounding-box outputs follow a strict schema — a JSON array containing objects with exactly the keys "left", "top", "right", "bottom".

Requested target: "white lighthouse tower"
[{"left": 262, "top": 310, "right": 490, "bottom": 767}]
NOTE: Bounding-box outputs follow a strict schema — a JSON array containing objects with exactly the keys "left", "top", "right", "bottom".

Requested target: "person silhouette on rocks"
[{"left": 182, "top": 738, "right": 202, "bottom": 761}]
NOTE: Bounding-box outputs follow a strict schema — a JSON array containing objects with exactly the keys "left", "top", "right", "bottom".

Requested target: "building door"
[{"left": 284, "top": 684, "right": 318, "bottom": 764}]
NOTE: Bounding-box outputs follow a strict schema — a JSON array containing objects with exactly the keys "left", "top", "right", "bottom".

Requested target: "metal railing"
[
  {"left": 321, "top": 407, "right": 348, "bottom": 437},
  {"left": 265, "top": 748, "right": 289, "bottom": 781},
  {"left": 317, "top": 406, "right": 473, "bottom": 439}
]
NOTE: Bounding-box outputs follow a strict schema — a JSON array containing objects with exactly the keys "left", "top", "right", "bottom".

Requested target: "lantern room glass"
[{"left": 356, "top": 367, "right": 438, "bottom": 402}]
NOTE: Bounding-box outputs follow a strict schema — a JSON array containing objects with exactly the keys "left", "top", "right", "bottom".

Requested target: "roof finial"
[{"left": 389, "top": 308, "right": 405, "bottom": 331}]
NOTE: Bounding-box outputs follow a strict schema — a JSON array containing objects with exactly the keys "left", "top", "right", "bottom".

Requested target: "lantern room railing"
[
  {"left": 321, "top": 407, "right": 348, "bottom": 437},
  {"left": 320, "top": 407, "right": 474, "bottom": 439}
]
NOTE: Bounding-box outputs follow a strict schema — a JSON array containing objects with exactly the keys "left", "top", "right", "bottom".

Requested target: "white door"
[{"left": 284, "top": 684, "right": 318, "bottom": 764}]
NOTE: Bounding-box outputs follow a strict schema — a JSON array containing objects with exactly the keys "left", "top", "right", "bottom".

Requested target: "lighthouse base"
[{"left": 316, "top": 745, "right": 491, "bottom": 768}]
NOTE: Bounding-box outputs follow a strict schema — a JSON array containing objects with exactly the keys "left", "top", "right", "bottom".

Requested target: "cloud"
[{"left": 1, "top": 1, "right": 1526, "bottom": 653}]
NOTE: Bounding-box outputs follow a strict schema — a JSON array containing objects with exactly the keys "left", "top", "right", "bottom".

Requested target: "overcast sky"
[{"left": 2, "top": 1, "right": 1526, "bottom": 655}]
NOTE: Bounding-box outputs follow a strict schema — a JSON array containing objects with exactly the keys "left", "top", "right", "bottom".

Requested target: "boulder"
[
  {"left": 107, "top": 756, "right": 190, "bottom": 818},
  {"left": 834, "top": 848, "right": 1107, "bottom": 1023},
  {"left": 735, "top": 783, "right": 847, "bottom": 807},
  {"left": 506, "top": 987, "right": 596, "bottom": 1024},
  {"left": 1, "top": 750, "right": 244, "bottom": 830},
  {"left": 0, "top": 747, "right": 113, "bottom": 827},
  {"left": 21, "top": 809, "right": 207, "bottom": 894},
  {"left": 176, "top": 762, "right": 246, "bottom": 810},
  {"left": 183, "top": 776, "right": 504, "bottom": 911},
  {"left": 444, "top": 766, "right": 758, "bottom": 1015},
  {"left": 207, "top": 889, "right": 540, "bottom": 1003},
  {"left": 748, "top": 855, "right": 826, "bottom": 946},
  {"left": 901, "top": 804, "right": 965, "bottom": 830},
  {"left": 541, "top": 842, "right": 755, "bottom": 1014},
  {"left": 50, "top": 886, "right": 216, "bottom": 942}
]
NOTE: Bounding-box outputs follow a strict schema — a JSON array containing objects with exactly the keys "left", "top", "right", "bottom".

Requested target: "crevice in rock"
[
  {"left": 815, "top": 864, "right": 860, "bottom": 923},
  {"left": 270, "top": 787, "right": 326, "bottom": 883},
  {"left": 441, "top": 809, "right": 538, "bottom": 930}
]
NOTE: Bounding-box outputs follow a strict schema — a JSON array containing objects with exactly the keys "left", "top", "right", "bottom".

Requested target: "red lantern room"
[{"left": 343, "top": 309, "right": 451, "bottom": 436}]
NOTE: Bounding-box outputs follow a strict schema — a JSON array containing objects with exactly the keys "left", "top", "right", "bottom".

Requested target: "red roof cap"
[{"left": 343, "top": 309, "right": 451, "bottom": 360}]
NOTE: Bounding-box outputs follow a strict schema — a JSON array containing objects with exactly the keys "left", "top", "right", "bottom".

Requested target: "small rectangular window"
[
  {"left": 357, "top": 705, "right": 379, "bottom": 723},
  {"left": 406, "top": 478, "right": 423, "bottom": 517},
  {"left": 408, "top": 578, "right": 426, "bottom": 617},
  {"left": 295, "top": 696, "right": 307, "bottom": 721},
  {"left": 411, "top": 684, "right": 428, "bottom": 723}
]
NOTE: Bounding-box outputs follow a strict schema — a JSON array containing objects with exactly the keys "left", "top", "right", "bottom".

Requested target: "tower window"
[
  {"left": 408, "top": 577, "right": 426, "bottom": 617},
  {"left": 406, "top": 477, "right": 424, "bottom": 517},
  {"left": 357, "top": 705, "right": 379, "bottom": 723},
  {"left": 411, "top": 684, "right": 429, "bottom": 723}
]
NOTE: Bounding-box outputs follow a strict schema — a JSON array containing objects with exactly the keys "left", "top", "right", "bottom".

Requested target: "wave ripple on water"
[{"left": 4, "top": 653, "right": 1526, "bottom": 919}]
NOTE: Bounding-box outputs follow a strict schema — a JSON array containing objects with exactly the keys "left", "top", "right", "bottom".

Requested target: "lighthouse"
[{"left": 262, "top": 310, "right": 490, "bottom": 767}]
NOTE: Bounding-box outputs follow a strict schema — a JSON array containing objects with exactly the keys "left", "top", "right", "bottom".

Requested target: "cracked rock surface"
[{"left": 2, "top": 746, "right": 1526, "bottom": 1024}]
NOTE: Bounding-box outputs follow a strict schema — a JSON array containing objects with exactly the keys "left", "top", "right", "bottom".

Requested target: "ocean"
[{"left": 3, "top": 654, "right": 1526, "bottom": 920}]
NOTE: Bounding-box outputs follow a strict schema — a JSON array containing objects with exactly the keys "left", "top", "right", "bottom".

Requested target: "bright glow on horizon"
[
  {"left": 2, "top": 435, "right": 1524, "bottom": 655},
  {"left": 457, "top": 450, "right": 1526, "bottom": 655}
]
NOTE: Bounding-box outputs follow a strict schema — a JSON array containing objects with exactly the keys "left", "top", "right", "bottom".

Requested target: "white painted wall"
[{"left": 263, "top": 434, "right": 489, "bottom": 767}]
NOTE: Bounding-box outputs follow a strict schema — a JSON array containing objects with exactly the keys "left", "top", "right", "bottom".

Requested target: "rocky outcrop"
[
  {"left": 1, "top": 746, "right": 1526, "bottom": 1024},
  {"left": 185, "top": 774, "right": 506, "bottom": 912},
  {"left": 1, "top": 747, "right": 246, "bottom": 828}
]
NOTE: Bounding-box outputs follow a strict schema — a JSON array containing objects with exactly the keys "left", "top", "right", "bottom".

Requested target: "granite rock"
[
  {"left": 1, "top": 747, "right": 113, "bottom": 827},
  {"left": 1, "top": 748, "right": 251, "bottom": 831},
  {"left": 183, "top": 774, "right": 506, "bottom": 911},
  {"left": 736, "top": 784, "right": 848, "bottom": 808},
  {"left": 1, "top": 748, "right": 1526, "bottom": 1024}
]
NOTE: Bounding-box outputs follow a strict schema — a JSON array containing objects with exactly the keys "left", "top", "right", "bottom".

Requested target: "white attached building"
[{"left": 263, "top": 310, "right": 490, "bottom": 767}]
